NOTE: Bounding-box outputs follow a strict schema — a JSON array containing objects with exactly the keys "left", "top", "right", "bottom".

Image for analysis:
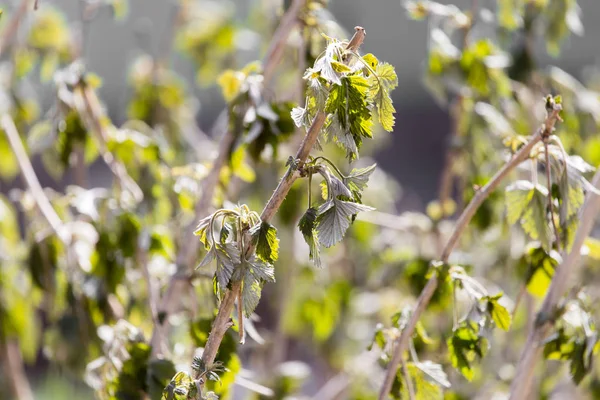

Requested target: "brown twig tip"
[{"left": 346, "top": 26, "right": 366, "bottom": 52}]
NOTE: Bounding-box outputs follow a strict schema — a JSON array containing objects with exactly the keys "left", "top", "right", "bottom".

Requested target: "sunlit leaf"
[
  {"left": 298, "top": 207, "right": 321, "bottom": 267},
  {"left": 249, "top": 221, "right": 279, "bottom": 264}
]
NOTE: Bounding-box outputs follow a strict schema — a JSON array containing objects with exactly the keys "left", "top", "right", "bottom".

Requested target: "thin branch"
[
  {"left": 508, "top": 168, "right": 600, "bottom": 399},
  {"left": 153, "top": 0, "right": 309, "bottom": 360},
  {"left": 73, "top": 84, "right": 144, "bottom": 202},
  {"left": 544, "top": 141, "right": 560, "bottom": 251},
  {"left": 0, "top": 0, "right": 30, "bottom": 58},
  {"left": 402, "top": 359, "right": 416, "bottom": 400},
  {"left": 141, "top": 236, "right": 166, "bottom": 358},
  {"left": 72, "top": 144, "right": 88, "bottom": 187},
  {"left": 0, "top": 339, "right": 34, "bottom": 400},
  {"left": 378, "top": 104, "right": 562, "bottom": 400},
  {"left": 311, "top": 372, "right": 350, "bottom": 400},
  {"left": 1, "top": 114, "right": 69, "bottom": 244},
  {"left": 262, "top": 0, "right": 307, "bottom": 88}
]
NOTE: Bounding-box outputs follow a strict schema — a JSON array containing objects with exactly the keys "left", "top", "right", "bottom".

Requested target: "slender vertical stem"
[
  {"left": 0, "top": 338, "right": 34, "bottom": 400},
  {"left": 509, "top": 169, "right": 600, "bottom": 400},
  {"left": 0, "top": 0, "right": 30, "bottom": 58},
  {"left": 544, "top": 141, "right": 560, "bottom": 251},
  {"left": 74, "top": 84, "right": 144, "bottom": 202},
  {"left": 1, "top": 114, "right": 69, "bottom": 243},
  {"left": 72, "top": 144, "right": 88, "bottom": 187},
  {"left": 402, "top": 358, "right": 416, "bottom": 400}
]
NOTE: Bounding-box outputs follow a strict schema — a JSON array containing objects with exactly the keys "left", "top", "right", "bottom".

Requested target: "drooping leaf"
[
  {"left": 369, "top": 62, "right": 398, "bottom": 132},
  {"left": 447, "top": 321, "right": 487, "bottom": 381},
  {"left": 239, "top": 255, "right": 275, "bottom": 317},
  {"left": 343, "top": 163, "right": 377, "bottom": 202},
  {"left": 298, "top": 207, "right": 321, "bottom": 267},
  {"left": 519, "top": 246, "right": 560, "bottom": 298},
  {"left": 316, "top": 198, "right": 374, "bottom": 248},
  {"left": 484, "top": 293, "right": 512, "bottom": 331},
  {"left": 250, "top": 221, "right": 279, "bottom": 264},
  {"left": 416, "top": 360, "right": 451, "bottom": 389},
  {"left": 505, "top": 180, "right": 536, "bottom": 225},
  {"left": 506, "top": 181, "right": 551, "bottom": 250},
  {"left": 198, "top": 243, "right": 241, "bottom": 291}
]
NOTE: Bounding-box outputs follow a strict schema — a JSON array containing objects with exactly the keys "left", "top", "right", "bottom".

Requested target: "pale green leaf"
[
  {"left": 316, "top": 198, "right": 374, "bottom": 248},
  {"left": 505, "top": 180, "right": 535, "bottom": 225}
]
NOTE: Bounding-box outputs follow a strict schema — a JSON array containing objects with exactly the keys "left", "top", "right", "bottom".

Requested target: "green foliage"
[
  {"left": 292, "top": 39, "right": 398, "bottom": 161},
  {"left": 298, "top": 207, "right": 321, "bottom": 267},
  {"left": 447, "top": 321, "right": 487, "bottom": 381},
  {"left": 250, "top": 221, "right": 279, "bottom": 264},
  {"left": 506, "top": 181, "right": 552, "bottom": 251},
  {"left": 543, "top": 295, "right": 600, "bottom": 385},
  {"left": 392, "top": 362, "right": 447, "bottom": 399},
  {"left": 483, "top": 293, "right": 512, "bottom": 331}
]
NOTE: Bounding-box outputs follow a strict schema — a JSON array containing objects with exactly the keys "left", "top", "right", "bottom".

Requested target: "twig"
[
  {"left": 153, "top": 0, "right": 309, "bottom": 358},
  {"left": 508, "top": 168, "right": 600, "bottom": 399},
  {"left": 73, "top": 84, "right": 144, "bottom": 203},
  {"left": 544, "top": 141, "right": 560, "bottom": 251},
  {"left": 438, "top": 98, "right": 463, "bottom": 206},
  {"left": 0, "top": 339, "right": 34, "bottom": 400},
  {"left": 33, "top": 0, "right": 39, "bottom": 10},
  {"left": 402, "top": 359, "right": 416, "bottom": 400},
  {"left": 1, "top": 114, "right": 69, "bottom": 243},
  {"left": 0, "top": 0, "right": 30, "bottom": 58},
  {"left": 72, "top": 144, "right": 87, "bottom": 187},
  {"left": 311, "top": 372, "right": 350, "bottom": 400},
  {"left": 262, "top": 0, "right": 306, "bottom": 88},
  {"left": 378, "top": 104, "right": 562, "bottom": 400},
  {"left": 140, "top": 236, "right": 166, "bottom": 358}
]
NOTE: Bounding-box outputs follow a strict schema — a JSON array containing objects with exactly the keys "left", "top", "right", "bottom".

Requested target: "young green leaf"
[
  {"left": 416, "top": 360, "right": 451, "bottom": 389},
  {"left": 313, "top": 40, "right": 345, "bottom": 85},
  {"left": 298, "top": 207, "right": 321, "bottom": 267},
  {"left": 368, "top": 62, "right": 398, "bottom": 132},
  {"left": 316, "top": 198, "right": 374, "bottom": 248},
  {"left": 325, "top": 75, "right": 373, "bottom": 160},
  {"left": 447, "top": 321, "right": 487, "bottom": 381},
  {"left": 198, "top": 243, "right": 241, "bottom": 291},
  {"left": 249, "top": 221, "right": 279, "bottom": 264},
  {"left": 344, "top": 163, "right": 376, "bottom": 201},
  {"left": 239, "top": 255, "right": 275, "bottom": 316},
  {"left": 519, "top": 245, "right": 560, "bottom": 298},
  {"left": 393, "top": 362, "right": 445, "bottom": 399},
  {"left": 484, "top": 293, "right": 511, "bottom": 331},
  {"left": 506, "top": 181, "right": 551, "bottom": 251}
]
